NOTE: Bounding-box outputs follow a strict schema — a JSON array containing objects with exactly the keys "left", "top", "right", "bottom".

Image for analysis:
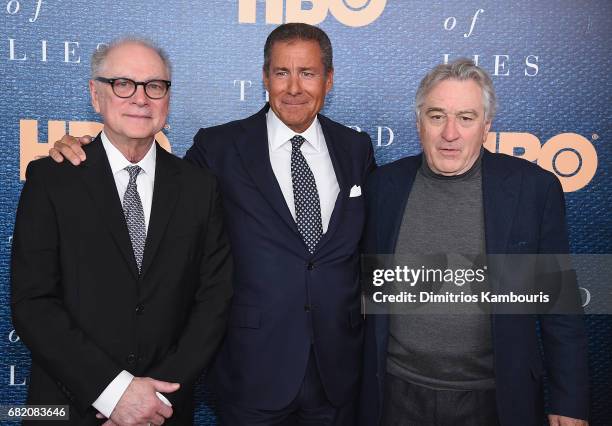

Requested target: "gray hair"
[
  {"left": 91, "top": 37, "right": 172, "bottom": 79},
  {"left": 415, "top": 58, "right": 496, "bottom": 122},
  {"left": 263, "top": 23, "right": 333, "bottom": 77}
]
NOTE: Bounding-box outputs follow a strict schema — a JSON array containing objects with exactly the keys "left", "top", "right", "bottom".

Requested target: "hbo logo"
[{"left": 238, "top": 0, "right": 387, "bottom": 27}]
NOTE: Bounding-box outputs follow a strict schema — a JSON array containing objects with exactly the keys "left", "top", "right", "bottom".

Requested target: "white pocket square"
[{"left": 349, "top": 185, "right": 362, "bottom": 197}]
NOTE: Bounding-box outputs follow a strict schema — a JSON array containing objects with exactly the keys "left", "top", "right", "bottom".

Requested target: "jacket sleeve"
[
  {"left": 362, "top": 131, "right": 377, "bottom": 178},
  {"left": 184, "top": 128, "right": 215, "bottom": 171},
  {"left": 538, "top": 174, "right": 589, "bottom": 420}
]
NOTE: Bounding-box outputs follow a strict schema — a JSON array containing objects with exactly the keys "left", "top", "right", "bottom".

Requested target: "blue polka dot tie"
[
  {"left": 123, "top": 165, "right": 147, "bottom": 274},
  {"left": 290, "top": 135, "right": 323, "bottom": 254}
]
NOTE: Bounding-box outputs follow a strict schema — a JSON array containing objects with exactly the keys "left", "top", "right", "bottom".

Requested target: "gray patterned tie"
[
  {"left": 290, "top": 135, "right": 323, "bottom": 253},
  {"left": 122, "top": 165, "right": 146, "bottom": 274}
]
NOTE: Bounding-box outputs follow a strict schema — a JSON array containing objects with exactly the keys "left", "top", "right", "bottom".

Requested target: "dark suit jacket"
[
  {"left": 11, "top": 136, "right": 233, "bottom": 425},
  {"left": 359, "top": 151, "right": 589, "bottom": 426},
  {"left": 184, "top": 104, "right": 375, "bottom": 410}
]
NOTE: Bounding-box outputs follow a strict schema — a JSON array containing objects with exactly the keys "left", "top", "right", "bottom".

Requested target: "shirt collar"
[
  {"left": 266, "top": 108, "right": 321, "bottom": 152},
  {"left": 101, "top": 131, "right": 157, "bottom": 177}
]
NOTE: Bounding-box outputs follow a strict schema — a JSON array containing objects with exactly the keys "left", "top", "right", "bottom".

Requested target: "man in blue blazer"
[
  {"left": 184, "top": 24, "right": 374, "bottom": 424},
  {"left": 51, "top": 24, "right": 374, "bottom": 425},
  {"left": 359, "top": 59, "right": 588, "bottom": 426}
]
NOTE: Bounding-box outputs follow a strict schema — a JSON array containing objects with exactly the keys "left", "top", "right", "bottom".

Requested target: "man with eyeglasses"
[{"left": 11, "top": 38, "right": 233, "bottom": 425}]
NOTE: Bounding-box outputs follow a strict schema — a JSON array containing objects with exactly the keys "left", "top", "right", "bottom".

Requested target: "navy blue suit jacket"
[
  {"left": 359, "top": 151, "right": 588, "bottom": 426},
  {"left": 185, "top": 105, "right": 375, "bottom": 410}
]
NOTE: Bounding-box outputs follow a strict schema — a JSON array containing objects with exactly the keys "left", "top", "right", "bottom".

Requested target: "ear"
[
  {"left": 89, "top": 80, "right": 101, "bottom": 113},
  {"left": 262, "top": 69, "right": 270, "bottom": 93},
  {"left": 482, "top": 119, "right": 492, "bottom": 143},
  {"left": 324, "top": 69, "right": 334, "bottom": 95}
]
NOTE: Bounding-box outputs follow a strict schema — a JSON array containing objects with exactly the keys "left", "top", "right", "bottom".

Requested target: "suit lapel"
[
  {"left": 79, "top": 135, "right": 139, "bottom": 279},
  {"left": 374, "top": 157, "right": 419, "bottom": 413},
  {"left": 313, "top": 114, "right": 349, "bottom": 253},
  {"left": 140, "top": 144, "right": 181, "bottom": 278},
  {"left": 234, "top": 105, "right": 299, "bottom": 236},
  {"left": 383, "top": 156, "right": 421, "bottom": 254},
  {"left": 482, "top": 151, "right": 521, "bottom": 255},
  {"left": 482, "top": 151, "right": 521, "bottom": 313}
]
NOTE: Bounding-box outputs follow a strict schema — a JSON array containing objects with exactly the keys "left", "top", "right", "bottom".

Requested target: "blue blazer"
[
  {"left": 359, "top": 151, "right": 589, "bottom": 426},
  {"left": 185, "top": 105, "right": 375, "bottom": 410}
]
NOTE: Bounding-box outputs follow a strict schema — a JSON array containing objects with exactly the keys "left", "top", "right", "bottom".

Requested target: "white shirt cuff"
[{"left": 92, "top": 370, "right": 134, "bottom": 419}]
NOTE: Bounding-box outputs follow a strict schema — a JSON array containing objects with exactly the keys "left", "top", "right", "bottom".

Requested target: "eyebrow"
[
  {"left": 425, "top": 107, "right": 479, "bottom": 116},
  {"left": 271, "top": 66, "right": 317, "bottom": 72},
  {"left": 108, "top": 75, "right": 168, "bottom": 81}
]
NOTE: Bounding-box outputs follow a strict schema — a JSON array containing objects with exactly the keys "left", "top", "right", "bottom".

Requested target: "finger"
[
  {"left": 78, "top": 135, "right": 94, "bottom": 145},
  {"left": 54, "top": 142, "right": 85, "bottom": 166},
  {"left": 547, "top": 415, "right": 560, "bottom": 426},
  {"left": 157, "top": 402, "right": 173, "bottom": 419},
  {"left": 149, "top": 413, "right": 166, "bottom": 425},
  {"left": 53, "top": 141, "right": 82, "bottom": 166},
  {"left": 151, "top": 379, "right": 180, "bottom": 394},
  {"left": 48, "top": 147, "right": 64, "bottom": 163},
  {"left": 59, "top": 134, "right": 78, "bottom": 146},
  {"left": 101, "top": 420, "right": 114, "bottom": 426},
  {"left": 64, "top": 136, "right": 88, "bottom": 161},
  {"left": 156, "top": 392, "right": 171, "bottom": 406},
  {"left": 60, "top": 134, "right": 87, "bottom": 161},
  {"left": 96, "top": 412, "right": 105, "bottom": 419}
]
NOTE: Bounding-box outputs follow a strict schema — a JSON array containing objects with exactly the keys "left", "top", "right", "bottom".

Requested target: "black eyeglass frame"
[{"left": 94, "top": 77, "right": 172, "bottom": 99}]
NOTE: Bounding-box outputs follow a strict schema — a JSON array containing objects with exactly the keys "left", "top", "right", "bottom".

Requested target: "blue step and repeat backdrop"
[{"left": 2, "top": 0, "right": 611, "bottom": 424}]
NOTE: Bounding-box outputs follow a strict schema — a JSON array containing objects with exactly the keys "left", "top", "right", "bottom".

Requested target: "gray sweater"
[{"left": 386, "top": 152, "right": 495, "bottom": 390}]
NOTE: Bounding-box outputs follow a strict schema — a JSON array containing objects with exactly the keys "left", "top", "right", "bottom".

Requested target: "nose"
[
  {"left": 131, "top": 84, "right": 148, "bottom": 106},
  {"left": 287, "top": 73, "right": 301, "bottom": 95},
  {"left": 441, "top": 115, "right": 460, "bottom": 141}
]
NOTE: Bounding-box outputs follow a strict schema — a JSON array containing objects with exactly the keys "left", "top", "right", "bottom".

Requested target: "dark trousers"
[
  {"left": 218, "top": 350, "right": 355, "bottom": 426},
  {"left": 381, "top": 373, "right": 499, "bottom": 426}
]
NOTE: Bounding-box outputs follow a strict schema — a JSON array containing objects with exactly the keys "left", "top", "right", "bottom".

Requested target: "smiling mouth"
[{"left": 281, "top": 98, "right": 309, "bottom": 106}]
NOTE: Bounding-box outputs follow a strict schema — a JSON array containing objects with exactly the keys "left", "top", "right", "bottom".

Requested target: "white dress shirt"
[
  {"left": 266, "top": 109, "right": 339, "bottom": 233},
  {"left": 92, "top": 131, "right": 157, "bottom": 418},
  {"left": 101, "top": 131, "right": 156, "bottom": 230}
]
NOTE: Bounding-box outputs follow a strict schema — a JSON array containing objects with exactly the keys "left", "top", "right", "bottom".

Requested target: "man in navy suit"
[
  {"left": 359, "top": 59, "right": 588, "bottom": 426},
  {"left": 51, "top": 24, "right": 374, "bottom": 425}
]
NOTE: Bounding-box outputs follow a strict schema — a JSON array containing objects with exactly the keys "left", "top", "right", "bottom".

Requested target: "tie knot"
[
  {"left": 290, "top": 135, "right": 306, "bottom": 150},
  {"left": 125, "top": 165, "right": 142, "bottom": 183}
]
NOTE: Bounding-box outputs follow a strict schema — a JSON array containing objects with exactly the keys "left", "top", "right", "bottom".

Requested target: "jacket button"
[
  {"left": 304, "top": 305, "right": 311, "bottom": 312},
  {"left": 307, "top": 262, "right": 314, "bottom": 270},
  {"left": 135, "top": 304, "right": 144, "bottom": 315},
  {"left": 126, "top": 353, "right": 136, "bottom": 365}
]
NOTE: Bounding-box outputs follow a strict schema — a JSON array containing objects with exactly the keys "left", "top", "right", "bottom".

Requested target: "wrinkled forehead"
[{"left": 425, "top": 79, "right": 485, "bottom": 112}]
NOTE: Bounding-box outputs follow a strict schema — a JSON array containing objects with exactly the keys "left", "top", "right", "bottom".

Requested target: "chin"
[
  {"left": 284, "top": 119, "right": 308, "bottom": 131},
  {"left": 433, "top": 160, "right": 462, "bottom": 175},
  {"left": 126, "top": 132, "right": 157, "bottom": 140},
  {"left": 281, "top": 111, "right": 304, "bottom": 123}
]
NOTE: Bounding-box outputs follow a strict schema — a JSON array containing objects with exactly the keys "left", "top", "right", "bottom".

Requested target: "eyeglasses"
[{"left": 95, "top": 77, "right": 171, "bottom": 99}]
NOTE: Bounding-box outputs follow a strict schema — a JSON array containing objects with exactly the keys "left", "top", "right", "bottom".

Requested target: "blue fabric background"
[{"left": 2, "top": 1, "right": 610, "bottom": 424}]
